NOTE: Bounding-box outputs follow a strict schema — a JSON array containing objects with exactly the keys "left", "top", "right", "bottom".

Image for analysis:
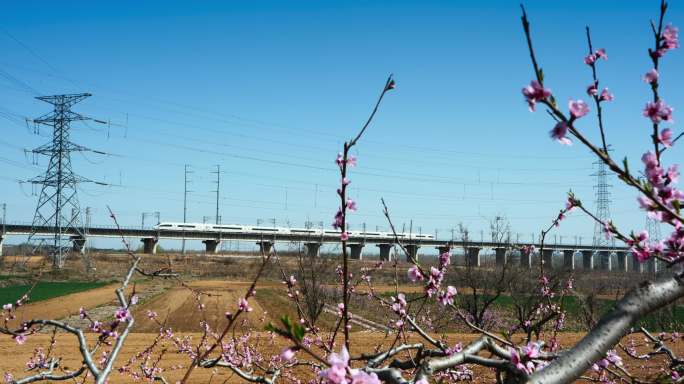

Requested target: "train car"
[
  {"left": 249, "top": 226, "right": 291, "bottom": 234},
  {"left": 411, "top": 234, "right": 435, "bottom": 239},
  {"left": 354, "top": 231, "right": 384, "bottom": 238},
  {"left": 209, "top": 224, "right": 251, "bottom": 232},
  {"left": 154, "top": 222, "right": 435, "bottom": 240},
  {"left": 155, "top": 222, "right": 251, "bottom": 232},
  {"left": 155, "top": 222, "right": 213, "bottom": 231},
  {"left": 289, "top": 228, "right": 324, "bottom": 236}
]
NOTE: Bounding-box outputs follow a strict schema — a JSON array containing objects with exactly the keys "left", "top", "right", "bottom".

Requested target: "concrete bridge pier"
[
  {"left": 436, "top": 245, "right": 451, "bottom": 255},
  {"left": 520, "top": 250, "right": 532, "bottom": 269},
  {"left": 581, "top": 250, "right": 594, "bottom": 270},
  {"left": 436, "top": 245, "right": 451, "bottom": 264},
  {"left": 305, "top": 242, "right": 321, "bottom": 258},
  {"left": 542, "top": 249, "right": 554, "bottom": 270},
  {"left": 631, "top": 254, "right": 644, "bottom": 273},
  {"left": 347, "top": 243, "right": 364, "bottom": 260},
  {"left": 466, "top": 247, "right": 481, "bottom": 267},
  {"left": 203, "top": 240, "right": 221, "bottom": 254},
  {"left": 0, "top": 235, "right": 4, "bottom": 257},
  {"left": 495, "top": 248, "right": 507, "bottom": 266},
  {"left": 71, "top": 236, "right": 87, "bottom": 254},
  {"left": 599, "top": 250, "right": 612, "bottom": 271},
  {"left": 616, "top": 251, "right": 629, "bottom": 272},
  {"left": 377, "top": 244, "right": 392, "bottom": 261},
  {"left": 646, "top": 258, "right": 659, "bottom": 274},
  {"left": 257, "top": 241, "right": 273, "bottom": 255},
  {"left": 141, "top": 238, "right": 158, "bottom": 254},
  {"left": 405, "top": 244, "right": 419, "bottom": 262},
  {"left": 563, "top": 250, "right": 575, "bottom": 270}
]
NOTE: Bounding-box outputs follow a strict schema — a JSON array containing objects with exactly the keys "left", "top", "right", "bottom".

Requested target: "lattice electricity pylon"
[
  {"left": 27, "top": 93, "right": 103, "bottom": 269},
  {"left": 592, "top": 154, "right": 613, "bottom": 251},
  {"left": 645, "top": 217, "right": 662, "bottom": 242}
]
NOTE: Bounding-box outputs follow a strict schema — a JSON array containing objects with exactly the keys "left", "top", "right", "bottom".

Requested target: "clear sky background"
[{"left": 0, "top": 0, "right": 682, "bottom": 250}]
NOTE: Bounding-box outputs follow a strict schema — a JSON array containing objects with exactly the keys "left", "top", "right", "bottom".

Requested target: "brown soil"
[
  {"left": 0, "top": 332, "right": 680, "bottom": 383},
  {"left": 0, "top": 255, "right": 679, "bottom": 383},
  {"left": 131, "top": 280, "right": 273, "bottom": 332}
]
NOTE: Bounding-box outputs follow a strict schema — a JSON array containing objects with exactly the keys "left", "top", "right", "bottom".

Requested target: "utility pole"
[
  {"left": 270, "top": 218, "right": 277, "bottom": 243},
  {"left": 27, "top": 93, "right": 105, "bottom": 269},
  {"left": 1, "top": 203, "right": 6, "bottom": 235},
  {"left": 211, "top": 165, "right": 221, "bottom": 224},
  {"left": 85, "top": 207, "right": 91, "bottom": 233},
  {"left": 182, "top": 164, "right": 193, "bottom": 254}
]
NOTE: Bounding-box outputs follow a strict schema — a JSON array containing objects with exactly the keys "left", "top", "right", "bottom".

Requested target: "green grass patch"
[
  {"left": 376, "top": 289, "right": 684, "bottom": 331},
  {"left": 0, "top": 281, "right": 110, "bottom": 305}
]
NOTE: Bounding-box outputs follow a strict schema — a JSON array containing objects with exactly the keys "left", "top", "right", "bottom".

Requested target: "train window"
[
  {"left": 159, "top": 224, "right": 172, "bottom": 228},
  {"left": 178, "top": 225, "right": 195, "bottom": 228},
  {"left": 216, "top": 226, "right": 241, "bottom": 230},
  {"left": 252, "top": 227, "right": 277, "bottom": 232},
  {"left": 292, "top": 230, "right": 315, "bottom": 233}
]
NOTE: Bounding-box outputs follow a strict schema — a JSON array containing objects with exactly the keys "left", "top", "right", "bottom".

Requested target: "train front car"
[{"left": 155, "top": 222, "right": 179, "bottom": 231}]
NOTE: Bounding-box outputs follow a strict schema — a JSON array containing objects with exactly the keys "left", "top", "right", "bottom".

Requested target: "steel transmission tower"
[
  {"left": 592, "top": 155, "right": 613, "bottom": 251},
  {"left": 645, "top": 215, "right": 662, "bottom": 241},
  {"left": 640, "top": 174, "right": 662, "bottom": 243},
  {"left": 27, "top": 93, "right": 103, "bottom": 269}
]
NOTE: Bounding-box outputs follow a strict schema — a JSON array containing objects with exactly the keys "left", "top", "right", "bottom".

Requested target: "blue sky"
[{"left": 0, "top": 1, "right": 682, "bottom": 250}]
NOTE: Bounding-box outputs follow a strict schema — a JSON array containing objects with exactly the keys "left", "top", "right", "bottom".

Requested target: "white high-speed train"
[{"left": 153, "top": 222, "right": 435, "bottom": 239}]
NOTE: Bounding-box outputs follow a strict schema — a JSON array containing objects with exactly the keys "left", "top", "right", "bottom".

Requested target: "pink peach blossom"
[
  {"left": 549, "top": 122, "right": 572, "bottom": 145},
  {"left": 569, "top": 99, "right": 589, "bottom": 119},
  {"left": 643, "top": 69, "right": 659, "bottom": 84},
  {"left": 643, "top": 100, "right": 674, "bottom": 123},
  {"left": 522, "top": 80, "right": 551, "bottom": 112}
]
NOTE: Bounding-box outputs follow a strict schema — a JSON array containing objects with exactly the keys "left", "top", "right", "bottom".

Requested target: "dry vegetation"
[{"left": 1, "top": 252, "right": 683, "bottom": 382}]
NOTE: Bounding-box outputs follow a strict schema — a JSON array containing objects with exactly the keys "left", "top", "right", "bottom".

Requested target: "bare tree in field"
[
  {"left": 490, "top": 215, "right": 512, "bottom": 246},
  {"left": 450, "top": 221, "right": 511, "bottom": 331},
  {"left": 295, "top": 249, "right": 333, "bottom": 327}
]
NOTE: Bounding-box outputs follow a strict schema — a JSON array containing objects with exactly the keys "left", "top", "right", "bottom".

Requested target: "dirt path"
[
  {"left": 132, "top": 280, "right": 273, "bottom": 332},
  {"left": 12, "top": 283, "right": 123, "bottom": 323}
]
